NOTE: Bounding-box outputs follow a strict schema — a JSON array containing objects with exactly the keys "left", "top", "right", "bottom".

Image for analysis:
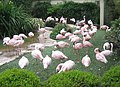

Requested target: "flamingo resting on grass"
[
  {"left": 94, "top": 48, "right": 108, "bottom": 63},
  {"left": 18, "top": 56, "right": 29, "bottom": 69},
  {"left": 82, "top": 55, "right": 91, "bottom": 67}
]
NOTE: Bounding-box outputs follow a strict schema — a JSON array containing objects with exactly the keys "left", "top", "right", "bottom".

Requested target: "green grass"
[{"left": 0, "top": 30, "right": 120, "bottom": 82}]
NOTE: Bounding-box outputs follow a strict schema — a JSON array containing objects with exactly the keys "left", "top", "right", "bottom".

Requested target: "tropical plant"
[
  {"left": 0, "top": 1, "right": 34, "bottom": 39},
  {"left": 105, "top": 18, "right": 120, "bottom": 55}
]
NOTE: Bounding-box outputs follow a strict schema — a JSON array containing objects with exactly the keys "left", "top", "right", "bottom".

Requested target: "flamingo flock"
[{"left": 3, "top": 16, "right": 113, "bottom": 74}]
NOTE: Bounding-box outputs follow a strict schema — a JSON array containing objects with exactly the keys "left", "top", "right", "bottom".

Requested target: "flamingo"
[
  {"left": 42, "top": 55, "right": 52, "bottom": 69},
  {"left": 53, "top": 41, "right": 70, "bottom": 50},
  {"left": 73, "top": 42, "right": 83, "bottom": 62},
  {"left": 18, "top": 56, "right": 29, "bottom": 69},
  {"left": 70, "top": 18, "right": 76, "bottom": 24},
  {"left": 51, "top": 50, "right": 68, "bottom": 60},
  {"left": 101, "top": 44, "right": 113, "bottom": 57},
  {"left": 28, "top": 32, "right": 34, "bottom": 37},
  {"left": 38, "top": 24, "right": 47, "bottom": 38},
  {"left": 3, "top": 37, "right": 11, "bottom": 52},
  {"left": 94, "top": 48, "right": 108, "bottom": 63},
  {"left": 35, "top": 43, "right": 45, "bottom": 52},
  {"left": 82, "top": 36, "right": 93, "bottom": 54},
  {"left": 58, "top": 60, "right": 75, "bottom": 73},
  {"left": 56, "top": 34, "right": 66, "bottom": 40},
  {"left": 103, "top": 42, "right": 113, "bottom": 50},
  {"left": 31, "top": 49, "right": 44, "bottom": 61},
  {"left": 60, "top": 28, "right": 67, "bottom": 35},
  {"left": 56, "top": 63, "right": 64, "bottom": 72},
  {"left": 82, "top": 55, "right": 91, "bottom": 67},
  {"left": 19, "top": 33, "right": 27, "bottom": 39}
]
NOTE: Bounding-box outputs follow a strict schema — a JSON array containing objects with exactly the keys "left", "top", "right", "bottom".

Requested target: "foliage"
[
  {"left": 0, "top": 1, "right": 34, "bottom": 39},
  {"left": 105, "top": 18, "right": 120, "bottom": 55},
  {"left": 31, "top": 18, "right": 45, "bottom": 30},
  {"left": 48, "top": 1, "right": 100, "bottom": 24},
  {"left": 0, "top": 68, "right": 41, "bottom": 87},
  {"left": 31, "top": 2, "right": 51, "bottom": 19},
  {"left": 11, "top": 0, "right": 33, "bottom": 14},
  {"left": 101, "top": 66, "right": 120, "bottom": 87},
  {"left": 45, "top": 20, "right": 56, "bottom": 27},
  {"left": 104, "top": 0, "right": 119, "bottom": 26},
  {"left": 50, "top": 23, "right": 70, "bottom": 40},
  {"left": 44, "top": 70, "right": 100, "bottom": 87}
]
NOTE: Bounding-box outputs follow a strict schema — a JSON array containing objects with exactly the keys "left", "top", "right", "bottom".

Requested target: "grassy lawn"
[{"left": 0, "top": 30, "right": 120, "bottom": 82}]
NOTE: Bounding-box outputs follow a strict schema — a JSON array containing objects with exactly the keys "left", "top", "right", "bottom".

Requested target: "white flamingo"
[
  {"left": 42, "top": 55, "right": 52, "bottom": 69},
  {"left": 18, "top": 56, "right": 29, "bottom": 69}
]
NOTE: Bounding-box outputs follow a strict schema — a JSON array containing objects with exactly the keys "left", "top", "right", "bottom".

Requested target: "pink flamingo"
[
  {"left": 18, "top": 56, "right": 29, "bottom": 69},
  {"left": 53, "top": 41, "right": 70, "bottom": 50},
  {"left": 98, "top": 44, "right": 113, "bottom": 57},
  {"left": 51, "top": 50, "right": 68, "bottom": 60},
  {"left": 82, "top": 55, "right": 91, "bottom": 67},
  {"left": 56, "top": 63, "right": 64, "bottom": 72},
  {"left": 42, "top": 55, "right": 52, "bottom": 69},
  {"left": 82, "top": 37, "right": 93, "bottom": 54},
  {"left": 94, "top": 48, "right": 108, "bottom": 63},
  {"left": 58, "top": 60, "right": 75, "bottom": 73},
  {"left": 73, "top": 42, "right": 83, "bottom": 62},
  {"left": 35, "top": 43, "right": 45, "bottom": 52},
  {"left": 31, "top": 49, "right": 44, "bottom": 61},
  {"left": 56, "top": 34, "right": 66, "bottom": 40}
]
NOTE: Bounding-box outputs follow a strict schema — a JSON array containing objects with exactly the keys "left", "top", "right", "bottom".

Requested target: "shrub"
[
  {"left": 31, "top": 18, "right": 45, "bottom": 30},
  {"left": 0, "top": 1, "right": 34, "bottom": 39},
  {"left": 45, "top": 20, "right": 56, "bottom": 27},
  {"left": 48, "top": 1, "right": 100, "bottom": 24},
  {"left": 101, "top": 66, "right": 120, "bottom": 87},
  {"left": 45, "top": 70, "right": 100, "bottom": 87},
  {"left": 50, "top": 23, "right": 71, "bottom": 40},
  {"left": 105, "top": 18, "right": 120, "bottom": 55},
  {"left": 11, "top": 0, "right": 33, "bottom": 14},
  {"left": 0, "top": 68, "right": 41, "bottom": 87},
  {"left": 31, "top": 2, "right": 51, "bottom": 19}
]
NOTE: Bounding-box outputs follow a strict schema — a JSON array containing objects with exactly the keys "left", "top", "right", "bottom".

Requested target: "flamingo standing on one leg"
[
  {"left": 82, "top": 36, "right": 93, "bottom": 55},
  {"left": 73, "top": 43, "right": 83, "bottom": 63}
]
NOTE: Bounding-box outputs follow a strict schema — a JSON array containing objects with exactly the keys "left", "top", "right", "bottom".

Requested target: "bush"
[
  {"left": 105, "top": 18, "right": 120, "bottom": 55},
  {"left": 0, "top": 68, "right": 41, "bottom": 87},
  {"left": 31, "top": 2, "right": 51, "bottom": 19},
  {"left": 50, "top": 23, "right": 71, "bottom": 40},
  {"left": 31, "top": 18, "right": 45, "bottom": 30},
  {"left": 11, "top": 0, "right": 33, "bottom": 14},
  {"left": 44, "top": 70, "right": 100, "bottom": 87},
  {"left": 0, "top": 1, "right": 34, "bottom": 39},
  {"left": 101, "top": 66, "right": 120, "bottom": 87},
  {"left": 104, "top": 0, "right": 118, "bottom": 26},
  {"left": 48, "top": 1, "right": 100, "bottom": 24},
  {"left": 45, "top": 20, "right": 56, "bottom": 27}
]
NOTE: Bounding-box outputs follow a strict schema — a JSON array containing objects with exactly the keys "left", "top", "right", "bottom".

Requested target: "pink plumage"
[
  {"left": 82, "top": 55, "right": 91, "bottom": 67},
  {"left": 73, "top": 43, "right": 83, "bottom": 50},
  {"left": 51, "top": 50, "right": 68, "bottom": 60},
  {"left": 94, "top": 48, "right": 108, "bottom": 63},
  {"left": 54, "top": 41, "right": 70, "bottom": 49},
  {"left": 58, "top": 60, "right": 75, "bottom": 73},
  {"left": 31, "top": 49, "right": 44, "bottom": 61},
  {"left": 56, "top": 63, "right": 64, "bottom": 72},
  {"left": 42, "top": 55, "right": 52, "bottom": 69},
  {"left": 56, "top": 34, "right": 66, "bottom": 40}
]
